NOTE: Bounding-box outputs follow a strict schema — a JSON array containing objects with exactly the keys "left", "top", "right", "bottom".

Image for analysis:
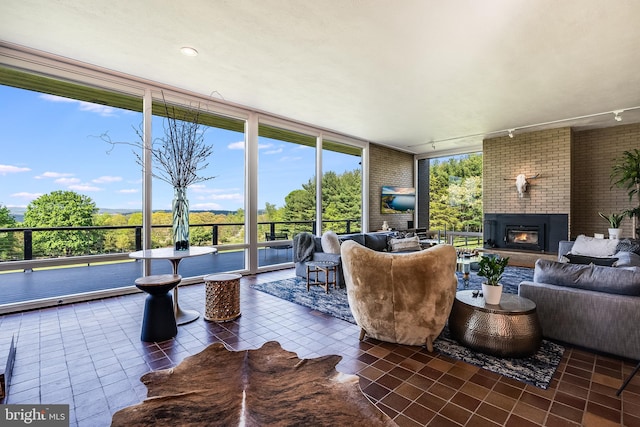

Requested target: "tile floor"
[{"left": 1, "top": 268, "right": 639, "bottom": 426}]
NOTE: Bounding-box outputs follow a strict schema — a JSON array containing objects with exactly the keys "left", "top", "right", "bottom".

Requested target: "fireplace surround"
[{"left": 484, "top": 214, "right": 568, "bottom": 253}]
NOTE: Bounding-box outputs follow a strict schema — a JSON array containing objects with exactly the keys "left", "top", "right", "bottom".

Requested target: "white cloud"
[
  {"left": 0, "top": 164, "right": 31, "bottom": 175},
  {"left": 55, "top": 177, "right": 81, "bottom": 185},
  {"left": 118, "top": 189, "right": 138, "bottom": 194},
  {"left": 10, "top": 192, "right": 43, "bottom": 199},
  {"left": 227, "top": 141, "right": 245, "bottom": 150},
  {"left": 35, "top": 171, "right": 74, "bottom": 179},
  {"left": 93, "top": 176, "right": 123, "bottom": 184},
  {"left": 279, "top": 156, "right": 302, "bottom": 162},
  {"left": 191, "top": 202, "right": 224, "bottom": 210},
  {"left": 39, "top": 94, "right": 116, "bottom": 117},
  {"left": 258, "top": 142, "right": 274, "bottom": 150},
  {"left": 264, "top": 148, "right": 283, "bottom": 155},
  {"left": 195, "top": 192, "right": 243, "bottom": 202},
  {"left": 68, "top": 184, "right": 101, "bottom": 192}
]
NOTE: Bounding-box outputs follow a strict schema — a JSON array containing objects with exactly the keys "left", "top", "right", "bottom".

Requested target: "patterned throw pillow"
[
  {"left": 617, "top": 238, "right": 640, "bottom": 255},
  {"left": 389, "top": 236, "right": 422, "bottom": 252}
]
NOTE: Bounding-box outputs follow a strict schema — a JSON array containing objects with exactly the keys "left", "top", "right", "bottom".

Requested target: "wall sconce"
[{"left": 508, "top": 129, "right": 515, "bottom": 138}]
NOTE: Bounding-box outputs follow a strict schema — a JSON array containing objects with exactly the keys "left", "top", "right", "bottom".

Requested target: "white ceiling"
[{"left": 1, "top": 0, "right": 640, "bottom": 156}]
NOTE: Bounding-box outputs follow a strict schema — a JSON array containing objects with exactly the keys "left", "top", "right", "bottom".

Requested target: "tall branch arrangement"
[{"left": 100, "top": 94, "right": 215, "bottom": 187}]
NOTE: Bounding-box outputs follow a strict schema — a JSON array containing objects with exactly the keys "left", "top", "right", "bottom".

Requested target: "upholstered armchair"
[{"left": 340, "top": 240, "right": 458, "bottom": 351}]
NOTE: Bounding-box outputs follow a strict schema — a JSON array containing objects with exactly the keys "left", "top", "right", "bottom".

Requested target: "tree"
[
  {"left": 23, "top": 191, "right": 99, "bottom": 257},
  {"left": 281, "top": 169, "right": 362, "bottom": 234},
  {"left": 429, "top": 154, "right": 483, "bottom": 232},
  {"left": 0, "top": 204, "right": 18, "bottom": 260}
]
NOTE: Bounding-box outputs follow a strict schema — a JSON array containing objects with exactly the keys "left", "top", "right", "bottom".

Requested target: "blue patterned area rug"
[{"left": 251, "top": 266, "right": 564, "bottom": 389}]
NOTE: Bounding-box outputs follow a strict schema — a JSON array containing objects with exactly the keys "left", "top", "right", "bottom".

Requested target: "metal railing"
[{"left": 0, "top": 219, "right": 361, "bottom": 271}]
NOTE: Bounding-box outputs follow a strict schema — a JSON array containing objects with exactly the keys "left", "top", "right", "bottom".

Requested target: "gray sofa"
[
  {"left": 293, "top": 232, "right": 397, "bottom": 288},
  {"left": 519, "top": 257, "right": 640, "bottom": 360}
]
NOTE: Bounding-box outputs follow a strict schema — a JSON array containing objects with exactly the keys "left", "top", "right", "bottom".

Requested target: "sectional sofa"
[{"left": 519, "top": 237, "right": 640, "bottom": 360}]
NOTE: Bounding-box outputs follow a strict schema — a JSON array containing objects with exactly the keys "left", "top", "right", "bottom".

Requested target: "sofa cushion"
[
  {"left": 321, "top": 231, "right": 341, "bottom": 254},
  {"left": 565, "top": 254, "right": 618, "bottom": 267},
  {"left": 534, "top": 259, "right": 640, "bottom": 296},
  {"left": 364, "top": 233, "right": 389, "bottom": 252},
  {"left": 389, "top": 236, "right": 421, "bottom": 252},
  {"left": 570, "top": 234, "right": 619, "bottom": 257},
  {"left": 339, "top": 234, "right": 366, "bottom": 246}
]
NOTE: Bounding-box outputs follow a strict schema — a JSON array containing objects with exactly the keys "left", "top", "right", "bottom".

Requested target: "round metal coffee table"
[{"left": 448, "top": 290, "right": 542, "bottom": 357}]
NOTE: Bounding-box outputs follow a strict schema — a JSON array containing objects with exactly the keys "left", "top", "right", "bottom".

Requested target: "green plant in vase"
[
  {"left": 598, "top": 211, "right": 625, "bottom": 239},
  {"left": 476, "top": 255, "right": 509, "bottom": 304},
  {"left": 610, "top": 148, "right": 640, "bottom": 239}
]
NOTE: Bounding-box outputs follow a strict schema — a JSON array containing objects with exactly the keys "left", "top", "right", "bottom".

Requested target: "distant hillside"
[{"left": 8, "top": 207, "right": 240, "bottom": 224}]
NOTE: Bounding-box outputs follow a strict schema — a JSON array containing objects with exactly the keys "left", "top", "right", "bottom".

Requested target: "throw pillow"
[
  {"left": 617, "top": 239, "right": 640, "bottom": 255},
  {"left": 565, "top": 254, "right": 618, "bottom": 267},
  {"left": 613, "top": 251, "right": 640, "bottom": 267},
  {"left": 570, "top": 234, "right": 619, "bottom": 257},
  {"left": 389, "top": 236, "right": 421, "bottom": 252},
  {"left": 321, "top": 231, "right": 341, "bottom": 254}
]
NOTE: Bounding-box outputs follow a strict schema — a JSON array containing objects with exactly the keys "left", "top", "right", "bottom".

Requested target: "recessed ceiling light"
[{"left": 180, "top": 46, "right": 198, "bottom": 57}]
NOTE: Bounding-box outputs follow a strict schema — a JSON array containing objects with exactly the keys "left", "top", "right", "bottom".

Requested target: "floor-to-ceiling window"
[
  {"left": 150, "top": 98, "right": 247, "bottom": 271},
  {"left": 0, "top": 56, "right": 368, "bottom": 310},
  {"left": 321, "top": 139, "right": 362, "bottom": 234},
  {"left": 257, "top": 123, "right": 316, "bottom": 267}
]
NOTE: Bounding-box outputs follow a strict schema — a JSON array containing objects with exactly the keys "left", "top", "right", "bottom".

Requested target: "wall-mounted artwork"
[{"left": 381, "top": 186, "right": 415, "bottom": 214}]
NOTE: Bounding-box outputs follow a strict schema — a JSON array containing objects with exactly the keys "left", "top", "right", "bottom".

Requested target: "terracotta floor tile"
[{"left": 2, "top": 269, "right": 635, "bottom": 427}]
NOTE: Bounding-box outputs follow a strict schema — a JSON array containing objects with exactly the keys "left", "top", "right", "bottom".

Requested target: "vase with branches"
[
  {"left": 101, "top": 94, "right": 215, "bottom": 250},
  {"left": 611, "top": 148, "right": 640, "bottom": 239}
]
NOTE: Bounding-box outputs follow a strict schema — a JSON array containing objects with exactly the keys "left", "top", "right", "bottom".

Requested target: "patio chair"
[{"left": 264, "top": 232, "right": 293, "bottom": 261}]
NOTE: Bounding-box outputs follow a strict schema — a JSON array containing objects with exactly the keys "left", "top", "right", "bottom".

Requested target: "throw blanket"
[{"left": 293, "top": 232, "right": 315, "bottom": 263}]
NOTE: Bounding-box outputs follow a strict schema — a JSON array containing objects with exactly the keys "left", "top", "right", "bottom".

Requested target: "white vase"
[
  {"left": 608, "top": 228, "right": 621, "bottom": 239},
  {"left": 482, "top": 283, "right": 503, "bottom": 305}
]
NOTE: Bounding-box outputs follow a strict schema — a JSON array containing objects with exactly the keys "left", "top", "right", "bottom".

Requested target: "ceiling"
[{"left": 1, "top": 0, "right": 640, "bottom": 156}]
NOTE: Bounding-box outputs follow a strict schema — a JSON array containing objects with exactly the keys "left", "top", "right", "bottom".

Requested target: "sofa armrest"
[
  {"left": 519, "top": 280, "right": 640, "bottom": 360},
  {"left": 557, "top": 240, "right": 574, "bottom": 261}
]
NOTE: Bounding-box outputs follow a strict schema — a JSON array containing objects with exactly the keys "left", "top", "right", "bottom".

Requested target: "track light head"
[{"left": 613, "top": 110, "right": 623, "bottom": 122}]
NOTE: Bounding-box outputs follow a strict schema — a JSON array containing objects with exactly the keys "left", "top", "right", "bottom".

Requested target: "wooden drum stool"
[
  {"left": 134, "top": 274, "right": 181, "bottom": 342},
  {"left": 203, "top": 273, "right": 242, "bottom": 322}
]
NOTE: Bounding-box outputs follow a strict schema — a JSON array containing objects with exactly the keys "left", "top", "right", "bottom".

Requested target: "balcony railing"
[{"left": 0, "top": 219, "right": 361, "bottom": 270}]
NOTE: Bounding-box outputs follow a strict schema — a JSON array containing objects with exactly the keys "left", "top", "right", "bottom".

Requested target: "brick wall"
[
  {"left": 369, "top": 144, "right": 414, "bottom": 231},
  {"left": 483, "top": 127, "right": 572, "bottom": 221},
  {"left": 572, "top": 123, "right": 640, "bottom": 238}
]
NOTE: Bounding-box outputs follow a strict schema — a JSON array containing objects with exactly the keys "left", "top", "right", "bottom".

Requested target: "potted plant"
[
  {"left": 598, "top": 212, "right": 625, "bottom": 239},
  {"left": 477, "top": 255, "right": 509, "bottom": 304},
  {"left": 610, "top": 148, "right": 640, "bottom": 239}
]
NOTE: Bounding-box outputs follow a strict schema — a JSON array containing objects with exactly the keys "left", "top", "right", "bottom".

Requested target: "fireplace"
[
  {"left": 484, "top": 214, "right": 568, "bottom": 253},
  {"left": 505, "top": 225, "right": 543, "bottom": 251}
]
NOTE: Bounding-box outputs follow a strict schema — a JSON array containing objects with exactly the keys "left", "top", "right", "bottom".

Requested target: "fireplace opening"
[{"left": 505, "top": 225, "right": 543, "bottom": 251}]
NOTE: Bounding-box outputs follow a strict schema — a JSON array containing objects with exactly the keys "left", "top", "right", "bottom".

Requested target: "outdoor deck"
[{"left": 0, "top": 247, "right": 293, "bottom": 306}]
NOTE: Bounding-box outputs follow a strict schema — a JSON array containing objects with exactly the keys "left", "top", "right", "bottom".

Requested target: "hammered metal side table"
[{"left": 448, "top": 290, "right": 542, "bottom": 358}]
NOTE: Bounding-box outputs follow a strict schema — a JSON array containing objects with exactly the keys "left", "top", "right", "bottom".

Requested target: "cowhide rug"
[{"left": 111, "top": 341, "right": 394, "bottom": 426}]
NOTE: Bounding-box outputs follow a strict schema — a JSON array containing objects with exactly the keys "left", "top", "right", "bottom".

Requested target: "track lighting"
[
  {"left": 613, "top": 110, "right": 623, "bottom": 122},
  {"left": 508, "top": 129, "right": 514, "bottom": 138}
]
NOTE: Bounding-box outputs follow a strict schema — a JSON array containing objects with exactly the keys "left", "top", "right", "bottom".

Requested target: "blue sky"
[{"left": 0, "top": 85, "right": 360, "bottom": 213}]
